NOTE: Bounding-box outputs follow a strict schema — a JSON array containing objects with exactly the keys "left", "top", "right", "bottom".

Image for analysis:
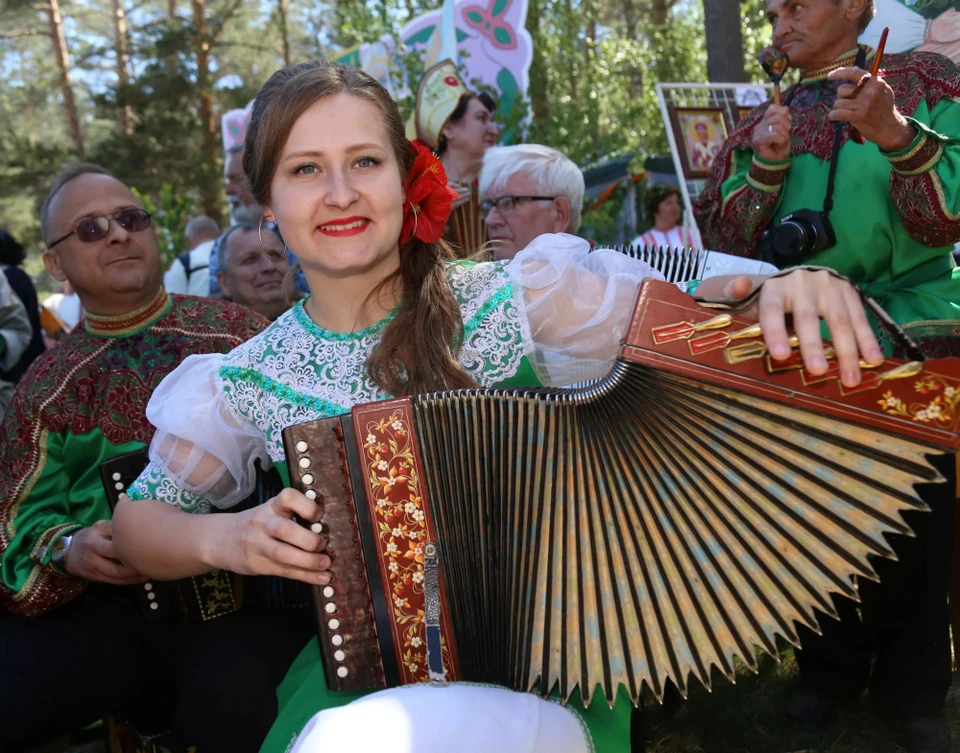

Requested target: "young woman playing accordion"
[{"left": 113, "top": 61, "right": 891, "bottom": 753}]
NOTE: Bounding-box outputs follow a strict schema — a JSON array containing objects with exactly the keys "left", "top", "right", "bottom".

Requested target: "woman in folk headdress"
[
  {"left": 112, "top": 59, "right": 884, "bottom": 753},
  {"left": 413, "top": 60, "right": 498, "bottom": 257}
]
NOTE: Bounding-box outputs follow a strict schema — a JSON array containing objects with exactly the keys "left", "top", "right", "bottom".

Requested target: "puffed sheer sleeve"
[
  {"left": 126, "top": 353, "right": 268, "bottom": 513},
  {"left": 506, "top": 233, "right": 664, "bottom": 386}
]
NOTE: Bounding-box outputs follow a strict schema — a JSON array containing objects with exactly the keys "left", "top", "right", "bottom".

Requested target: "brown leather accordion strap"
[{"left": 693, "top": 264, "right": 924, "bottom": 362}]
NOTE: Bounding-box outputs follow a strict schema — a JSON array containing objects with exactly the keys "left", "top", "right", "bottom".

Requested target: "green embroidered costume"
[
  {"left": 0, "top": 290, "right": 266, "bottom": 617},
  {"left": 126, "top": 236, "right": 668, "bottom": 753},
  {"left": 694, "top": 48, "right": 960, "bottom": 356}
]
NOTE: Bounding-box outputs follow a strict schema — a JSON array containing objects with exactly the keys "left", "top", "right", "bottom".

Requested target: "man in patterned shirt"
[{"left": 0, "top": 164, "right": 312, "bottom": 752}]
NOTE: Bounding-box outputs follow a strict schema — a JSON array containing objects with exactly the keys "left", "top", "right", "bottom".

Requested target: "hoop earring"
[
  {"left": 258, "top": 218, "right": 288, "bottom": 261},
  {"left": 408, "top": 202, "right": 419, "bottom": 241}
]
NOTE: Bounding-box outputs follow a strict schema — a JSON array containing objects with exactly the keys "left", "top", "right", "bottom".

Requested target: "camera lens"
[{"left": 776, "top": 220, "right": 811, "bottom": 259}]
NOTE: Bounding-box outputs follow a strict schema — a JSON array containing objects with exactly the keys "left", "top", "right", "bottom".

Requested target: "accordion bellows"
[{"left": 283, "top": 280, "right": 960, "bottom": 708}]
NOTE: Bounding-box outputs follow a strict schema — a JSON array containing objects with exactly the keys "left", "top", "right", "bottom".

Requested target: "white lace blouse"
[{"left": 127, "top": 233, "right": 666, "bottom": 512}]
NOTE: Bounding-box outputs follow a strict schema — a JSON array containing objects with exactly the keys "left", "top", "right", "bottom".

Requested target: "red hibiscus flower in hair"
[{"left": 399, "top": 141, "right": 459, "bottom": 247}]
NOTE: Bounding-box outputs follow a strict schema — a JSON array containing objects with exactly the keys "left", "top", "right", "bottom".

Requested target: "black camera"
[{"left": 760, "top": 209, "right": 836, "bottom": 266}]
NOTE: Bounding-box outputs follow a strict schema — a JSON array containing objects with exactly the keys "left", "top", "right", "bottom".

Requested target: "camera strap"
[{"left": 785, "top": 46, "right": 867, "bottom": 222}]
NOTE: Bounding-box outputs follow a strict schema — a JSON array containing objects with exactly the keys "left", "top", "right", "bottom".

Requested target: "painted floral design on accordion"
[
  {"left": 878, "top": 376, "right": 960, "bottom": 424},
  {"left": 361, "top": 409, "right": 454, "bottom": 683}
]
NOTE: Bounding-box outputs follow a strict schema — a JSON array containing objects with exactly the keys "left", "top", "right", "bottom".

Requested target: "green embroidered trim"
[
  {"left": 463, "top": 284, "right": 512, "bottom": 340},
  {"left": 746, "top": 174, "right": 783, "bottom": 194},
  {"left": 220, "top": 365, "right": 348, "bottom": 417},
  {"left": 752, "top": 153, "right": 791, "bottom": 168},
  {"left": 292, "top": 297, "right": 400, "bottom": 342}
]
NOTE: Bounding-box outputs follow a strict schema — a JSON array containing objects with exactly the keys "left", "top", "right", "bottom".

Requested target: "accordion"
[
  {"left": 445, "top": 184, "right": 487, "bottom": 258},
  {"left": 610, "top": 244, "right": 778, "bottom": 283},
  {"left": 100, "top": 453, "right": 307, "bottom": 621},
  {"left": 282, "top": 280, "right": 960, "bottom": 706}
]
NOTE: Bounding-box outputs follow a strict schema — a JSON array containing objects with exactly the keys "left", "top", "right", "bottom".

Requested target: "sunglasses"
[{"left": 49, "top": 208, "right": 152, "bottom": 249}]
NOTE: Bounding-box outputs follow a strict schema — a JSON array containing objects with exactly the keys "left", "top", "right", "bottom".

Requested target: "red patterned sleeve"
[
  {"left": 0, "top": 366, "right": 87, "bottom": 617},
  {"left": 885, "top": 114, "right": 960, "bottom": 248},
  {"left": 694, "top": 137, "right": 788, "bottom": 259}
]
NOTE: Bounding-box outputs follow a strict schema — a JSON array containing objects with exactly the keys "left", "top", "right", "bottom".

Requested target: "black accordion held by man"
[{"left": 279, "top": 278, "right": 960, "bottom": 708}]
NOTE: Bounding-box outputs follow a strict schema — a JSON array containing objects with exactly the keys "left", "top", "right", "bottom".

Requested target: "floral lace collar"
[
  {"left": 84, "top": 287, "right": 172, "bottom": 338},
  {"left": 292, "top": 297, "right": 401, "bottom": 341}
]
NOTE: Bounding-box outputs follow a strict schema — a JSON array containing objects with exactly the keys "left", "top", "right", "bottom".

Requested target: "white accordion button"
[
  {"left": 337, "top": 666, "right": 349, "bottom": 678},
  {"left": 328, "top": 618, "right": 341, "bottom": 630},
  {"left": 296, "top": 441, "right": 308, "bottom": 453},
  {"left": 306, "top": 490, "right": 317, "bottom": 501},
  {"left": 311, "top": 522, "right": 323, "bottom": 534},
  {"left": 112, "top": 472, "right": 122, "bottom": 481},
  {"left": 302, "top": 474, "right": 314, "bottom": 486},
  {"left": 147, "top": 592, "right": 156, "bottom": 601},
  {"left": 299, "top": 457, "right": 311, "bottom": 469},
  {"left": 114, "top": 482, "right": 124, "bottom": 491},
  {"left": 144, "top": 583, "right": 153, "bottom": 591},
  {"left": 322, "top": 586, "right": 335, "bottom": 598},
  {"left": 331, "top": 634, "right": 343, "bottom": 646},
  {"left": 150, "top": 602, "right": 159, "bottom": 610},
  {"left": 325, "top": 602, "right": 337, "bottom": 614},
  {"left": 334, "top": 650, "right": 346, "bottom": 662}
]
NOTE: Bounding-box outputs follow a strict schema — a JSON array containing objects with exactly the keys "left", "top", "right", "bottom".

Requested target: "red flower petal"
[{"left": 399, "top": 141, "right": 458, "bottom": 246}]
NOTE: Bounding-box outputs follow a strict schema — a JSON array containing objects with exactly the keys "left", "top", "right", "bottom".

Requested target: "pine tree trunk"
[
  {"left": 703, "top": 0, "right": 746, "bottom": 82},
  {"left": 563, "top": 0, "right": 577, "bottom": 99},
  {"left": 45, "top": 0, "right": 84, "bottom": 155},
  {"left": 113, "top": 0, "right": 133, "bottom": 134},
  {"left": 278, "top": 0, "right": 291, "bottom": 67},
  {"left": 192, "top": 0, "right": 223, "bottom": 223},
  {"left": 650, "top": 0, "right": 669, "bottom": 27},
  {"left": 525, "top": 0, "right": 548, "bottom": 122},
  {"left": 584, "top": 4, "right": 600, "bottom": 147}
]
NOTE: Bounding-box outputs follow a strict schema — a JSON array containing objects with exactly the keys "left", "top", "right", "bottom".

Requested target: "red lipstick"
[{"left": 317, "top": 216, "right": 371, "bottom": 238}]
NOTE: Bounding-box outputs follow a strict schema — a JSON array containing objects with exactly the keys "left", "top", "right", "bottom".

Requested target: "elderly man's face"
[
  {"left": 218, "top": 228, "right": 290, "bottom": 320},
  {"left": 766, "top": 0, "right": 857, "bottom": 70},
  {"left": 483, "top": 173, "right": 567, "bottom": 261},
  {"left": 43, "top": 174, "right": 163, "bottom": 309}
]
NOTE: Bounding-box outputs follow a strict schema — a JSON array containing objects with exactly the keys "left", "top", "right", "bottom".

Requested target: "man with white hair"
[
  {"left": 480, "top": 144, "right": 585, "bottom": 261},
  {"left": 163, "top": 215, "right": 220, "bottom": 296}
]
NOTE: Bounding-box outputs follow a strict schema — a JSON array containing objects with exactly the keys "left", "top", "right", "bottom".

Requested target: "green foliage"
[
  {"left": 132, "top": 185, "right": 190, "bottom": 270},
  {"left": 0, "top": 0, "right": 778, "bottom": 265}
]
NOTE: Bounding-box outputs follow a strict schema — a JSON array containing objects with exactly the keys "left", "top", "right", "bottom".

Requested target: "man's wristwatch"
[{"left": 50, "top": 535, "right": 73, "bottom": 566}]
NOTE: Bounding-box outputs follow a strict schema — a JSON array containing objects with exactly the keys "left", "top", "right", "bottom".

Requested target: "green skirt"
[{"left": 260, "top": 639, "right": 635, "bottom": 753}]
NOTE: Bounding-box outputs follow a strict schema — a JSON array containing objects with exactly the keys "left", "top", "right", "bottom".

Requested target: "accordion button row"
[{"left": 291, "top": 435, "right": 349, "bottom": 680}]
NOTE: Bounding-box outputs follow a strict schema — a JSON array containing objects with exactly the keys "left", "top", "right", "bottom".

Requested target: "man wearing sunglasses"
[
  {"left": 0, "top": 163, "right": 290, "bottom": 751},
  {"left": 480, "top": 144, "right": 585, "bottom": 261}
]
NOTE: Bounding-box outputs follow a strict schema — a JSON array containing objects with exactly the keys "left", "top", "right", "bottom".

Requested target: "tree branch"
[
  {"left": 0, "top": 28, "right": 42, "bottom": 38},
  {"left": 207, "top": 0, "right": 243, "bottom": 45},
  {"left": 210, "top": 39, "right": 278, "bottom": 55}
]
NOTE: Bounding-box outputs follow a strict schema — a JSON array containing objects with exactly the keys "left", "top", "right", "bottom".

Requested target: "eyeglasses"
[
  {"left": 479, "top": 196, "right": 557, "bottom": 218},
  {"left": 49, "top": 208, "right": 152, "bottom": 249}
]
